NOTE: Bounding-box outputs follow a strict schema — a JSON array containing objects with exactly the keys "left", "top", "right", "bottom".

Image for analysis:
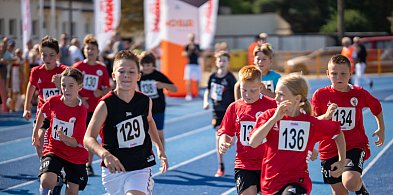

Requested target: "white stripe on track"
[
  {"left": 0, "top": 180, "right": 36, "bottom": 192},
  {"left": 0, "top": 137, "right": 30, "bottom": 146},
  {"left": 362, "top": 137, "right": 393, "bottom": 176},
  {"left": 221, "top": 187, "right": 237, "bottom": 195},
  {"left": 0, "top": 123, "right": 32, "bottom": 132},
  {"left": 166, "top": 110, "right": 210, "bottom": 124},
  {"left": 0, "top": 153, "right": 37, "bottom": 165}
]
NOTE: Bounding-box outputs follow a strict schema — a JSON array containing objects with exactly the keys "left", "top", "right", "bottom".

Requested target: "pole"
[
  {"left": 337, "top": 0, "right": 345, "bottom": 40},
  {"left": 69, "top": 0, "right": 73, "bottom": 36}
]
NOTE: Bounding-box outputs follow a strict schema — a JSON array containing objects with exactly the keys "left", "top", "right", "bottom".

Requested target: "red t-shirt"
[
  {"left": 29, "top": 64, "right": 67, "bottom": 114},
  {"left": 41, "top": 95, "right": 88, "bottom": 164},
  {"left": 252, "top": 108, "right": 341, "bottom": 195},
  {"left": 73, "top": 61, "right": 110, "bottom": 113},
  {"left": 311, "top": 85, "right": 382, "bottom": 160},
  {"left": 217, "top": 96, "right": 276, "bottom": 170}
]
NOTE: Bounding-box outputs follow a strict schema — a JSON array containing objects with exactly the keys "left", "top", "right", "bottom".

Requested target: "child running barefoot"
[
  {"left": 311, "top": 54, "right": 385, "bottom": 195},
  {"left": 218, "top": 65, "right": 276, "bottom": 194},
  {"left": 203, "top": 51, "right": 237, "bottom": 177},
  {"left": 84, "top": 50, "right": 168, "bottom": 195},
  {"left": 32, "top": 67, "right": 88, "bottom": 195},
  {"left": 249, "top": 74, "right": 347, "bottom": 195}
]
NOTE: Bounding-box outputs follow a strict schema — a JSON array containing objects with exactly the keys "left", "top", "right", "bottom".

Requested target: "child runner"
[
  {"left": 32, "top": 67, "right": 88, "bottom": 195},
  {"left": 218, "top": 65, "right": 276, "bottom": 194},
  {"left": 84, "top": 50, "right": 168, "bottom": 195},
  {"left": 234, "top": 43, "right": 281, "bottom": 100},
  {"left": 203, "top": 51, "right": 237, "bottom": 177},
  {"left": 24, "top": 36, "right": 67, "bottom": 158},
  {"left": 249, "top": 73, "right": 347, "bottom": 195},
  {"left": 72, "top": 34, "right": 111, "bottom": 176},
  {"left": 138, "top": 51, "right": 177, "bottom": 149},
  {"left": 311, "top": 54, "right": 385, "bottom": 195}
]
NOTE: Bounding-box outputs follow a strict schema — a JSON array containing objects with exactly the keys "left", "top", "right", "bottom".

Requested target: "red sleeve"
[
  {"left": 41, "top": 98, "right": 51, "bottom": 120},
  {"left": 29, "top": 67, "right": 38, "bottom": 88},
  {"left": 217, "top": 103, "right": 237, "bottom": 137},
  {"left": 101, "top": 67, "right": 110, "bottom": 88},
  {"left": 311, "top": 89, "right": 323, "bottom": 116},
  {"left": 363, "top": 89, "right": 382, "bottom": 116},
  {"left": 313, "top": 117, "right": 341, "bottom": 141},
  {"left": 251, "top": 108, "right": 275, "bottom": 138},
  {"left": 72, "top": 106, "right": 87, "bottom": 145}
]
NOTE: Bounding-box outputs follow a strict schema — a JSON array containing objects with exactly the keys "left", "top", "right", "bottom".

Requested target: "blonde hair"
[
  {"left": 238, "top": 65, "right": 261, "bottom": 83},
  {"left": 278, "top": 73, "right": 312, "bottom": 115}
]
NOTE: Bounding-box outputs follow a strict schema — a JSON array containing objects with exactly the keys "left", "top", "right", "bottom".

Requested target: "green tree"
[{"left": 320, "top": 9, "right": 370, "bottom": 33}]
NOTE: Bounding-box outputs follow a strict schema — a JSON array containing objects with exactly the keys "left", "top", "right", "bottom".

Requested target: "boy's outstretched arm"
[{"left": 373, "top": 112, "right": 385, "bottom": 147}]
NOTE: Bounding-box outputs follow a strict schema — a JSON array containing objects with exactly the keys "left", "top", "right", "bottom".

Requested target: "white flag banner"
[
  {"left": 198, "top": 0, "right": 218, "bottom": 49},
  {"left": 21, "top": 0, "right": 32, "bottom": 53},
  {"left": 144, "top": 0, "right": 161, "bottom": 50},
  {"left": 94, "top": 0, "right": 121, "bottom": 51}
]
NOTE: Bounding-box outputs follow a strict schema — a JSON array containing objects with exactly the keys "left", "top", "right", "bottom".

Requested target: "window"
[{"left": 9, "top": 19, "right": 17, "bottom": 36}]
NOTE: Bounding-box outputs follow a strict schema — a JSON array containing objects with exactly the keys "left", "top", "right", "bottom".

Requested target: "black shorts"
[
  {"left": 39, "top": 154, "right": 88, "bottom": 191},
  {"left": 34, "top": 118, "right": 50, "bottom": 130},
  {"left": 274, "top": 183, "right": 307, "bottom": 195},
  {"left": 321, "top": 148, "right": 366, "bottom": 184},
  {"left": 212, "top": 111, "right": 225, "bottom": 128},
  {"left": 86, "top": 112, "right": 94, "bottom": 127},
  {"left": 234, "top": 169, "right": 261, "bottom": 194}
]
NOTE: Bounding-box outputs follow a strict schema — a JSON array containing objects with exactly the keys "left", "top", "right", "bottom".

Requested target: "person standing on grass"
[{"left": 203, "top": 51, "right": 237, "bottom": 177}]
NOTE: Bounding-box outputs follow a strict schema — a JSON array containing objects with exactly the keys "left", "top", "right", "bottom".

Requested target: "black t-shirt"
[
  {"left": 356, "top": 44, "right": 367, "bottom": 63},
  {"left": 100, "top": 91, "right": 156, "bottom": 171},
  {"left": 207, "top": 72, "right": 237, "bottom": 112},
  {"left": 138, "top": 70, "right": 174, "bottom": 113},
  {"left": 185, "top": 43, "right": 201, "bottom": 65}
]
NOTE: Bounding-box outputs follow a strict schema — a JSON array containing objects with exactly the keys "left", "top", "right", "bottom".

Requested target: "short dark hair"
[
  {"left": 40, "top": 36, "right": 59, "bottom": 54},
  {"left": 61, "top": 67, "right": 83, "bottom": 85},
  {"left": 114, "top": 50, "right": 140, "bottom": 72},
  {"left": 140, "top": 51, "right": 156, "bottom": 67},
  {"left": 328, "top": 54, "right": 351, "bottom": 68},
  {"left": 83, "top": 34, "right": 99, "bottom": 49}
]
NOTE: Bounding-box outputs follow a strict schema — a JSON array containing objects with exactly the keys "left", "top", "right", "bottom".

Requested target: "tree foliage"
[{"left": 219, "top": 0, "right": 393, "bottom": 33}]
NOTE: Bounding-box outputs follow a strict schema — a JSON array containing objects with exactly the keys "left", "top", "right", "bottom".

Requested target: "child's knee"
[{"left": 342, "top": 172, "right": 362, "bottom": 192}]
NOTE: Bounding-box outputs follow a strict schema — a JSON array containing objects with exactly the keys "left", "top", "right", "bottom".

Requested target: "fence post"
[{"left": 377, "top": 49, "right": 381, "bottom": 75}]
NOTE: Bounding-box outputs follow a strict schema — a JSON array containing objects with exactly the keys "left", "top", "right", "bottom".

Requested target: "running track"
[{"left": 1, "top": 75, "right": 392, "bottom": 194}]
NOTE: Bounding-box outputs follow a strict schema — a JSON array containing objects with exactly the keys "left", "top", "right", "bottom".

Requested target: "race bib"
[
  {"left": 262, "top": 80, "right": 274, "bottom": 93},
  {"left": 43, "top": 88, "right": 61, "bottom": 101},
  {"left": 140, "top": 80, "right": 158, "bottom": 97},
  {"left": 83, "top": 74, "right": 99, "bottom": 91},
  {"left": 332, "top": 107, "right": 356, "bottom": 130},
  {"left": 116, "top": 115, "right": 146, "bottom": 148},
  {"left": 51, "top": 117, "right": 75, "bottom": 141},
  {"left": 210, "top": 83, "right": 224, "bottom": 101},
  {"left": 239, "top": 121, "right": 255, "bottom": 146},
  {"left": 278, "top": 120, "right": 310, "bottom": 151}
]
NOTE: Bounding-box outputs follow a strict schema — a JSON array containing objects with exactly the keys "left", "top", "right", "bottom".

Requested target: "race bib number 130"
[
  {"left": 278, "top": 120, "right": 310, "bottom": 151},
  {"left": 116, "top": 116, "right": 146, "bottom": 148}
]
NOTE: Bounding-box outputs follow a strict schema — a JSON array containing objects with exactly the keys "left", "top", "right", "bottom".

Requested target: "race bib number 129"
[{"left": 116, "top": 116, "right": 146, "bottom": 148}]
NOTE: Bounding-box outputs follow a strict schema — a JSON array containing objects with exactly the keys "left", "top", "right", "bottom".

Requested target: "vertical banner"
[
  {"left": 160, "top": 0, "right": 218, "bottom": 97},
  {"left": 94, "top": 0, "right": 121, "bottom": 51},
  {"left": 144, "top": 0, "right": 161, "bottom": 50},
  {"left": 21, "top": 0, "right": 31, "bottom": 53},
  {"left": 199, "top": 0, "right": 218, "bottom": 49}
]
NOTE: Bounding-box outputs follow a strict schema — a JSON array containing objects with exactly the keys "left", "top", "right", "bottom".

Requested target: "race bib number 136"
[{"left": 278, "top": 120, "right": 310, "bottom": 151}]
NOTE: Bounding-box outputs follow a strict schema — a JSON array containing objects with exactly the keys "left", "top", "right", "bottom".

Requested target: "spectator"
[
  {"left": 341, "top": 37, "right": 355, "bottom": 72},
  {"left": 248, "top": 33, "right": 268, "bottom": 65},
  {"left": 59, "top": 33, "right": 72, "bottom": 66},
  {"left": 353, "top": 36, "right": 373, "bottom": 88},
  {"left": 182, "top": 33, "right": 202, "bottom": 101},
  {"left": 69, "top": 38, "right": 84, "bottom": 64}
]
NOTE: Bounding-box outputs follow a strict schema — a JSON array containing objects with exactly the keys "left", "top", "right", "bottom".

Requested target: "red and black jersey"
[
  {"left": 100, "top": 91, "right": 156, "bottom": 171},
  {"left": 311, "top": 85, "right": 382, "bottom": 160},
  {"left": 41, "top": 95, "right": 88, "bottom": 164}
]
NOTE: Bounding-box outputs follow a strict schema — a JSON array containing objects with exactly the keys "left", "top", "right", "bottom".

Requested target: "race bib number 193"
[
  {"left": 278, "top": 120, "right": 310, "bottom": 151},
  {"left": 116, "top": 116, "right": 146, "bottom": 148}
]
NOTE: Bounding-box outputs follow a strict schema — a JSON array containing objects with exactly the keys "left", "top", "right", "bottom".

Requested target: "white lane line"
[
  {"left": 221, "top": 187, "right": 237, "bottom": 195},
  {"left": 0, "top": 153, "right": 37, "bottom": 165},
  {"left": 166, "top": 110, "right": 210, "bottom": 124},
  {"left": 0, "top": 137, "right": 30, "bottom": 147},
  {"left": 166, "top": 125, "right": 211, "bottom": 142},
  {"left": 152, "top": 149, "right": 216, "bottom": 177},
  {"left": 362, "top": 138, "right": 393, "bottom": 176},
  {"left": 384, "top": 94, "right": 393, "bottom": 101},
  {"left": 0, "top": 180, "right": 37, "bottom": 192},
  {"left": 0, "top": 123, "right": 33, "bottom": 132}
]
